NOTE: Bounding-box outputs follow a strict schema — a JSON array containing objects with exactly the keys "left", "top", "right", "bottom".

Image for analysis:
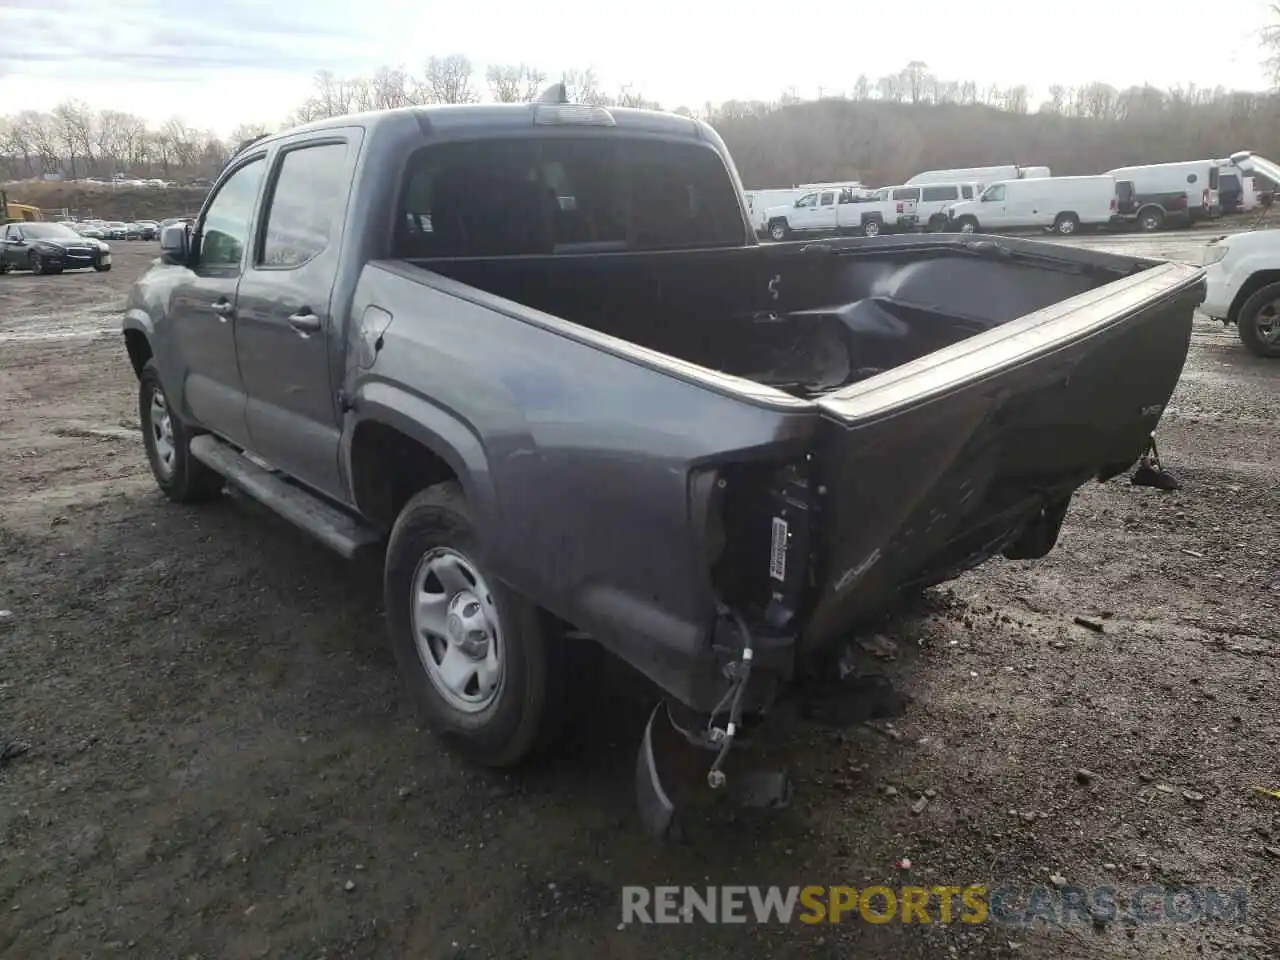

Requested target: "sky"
[{"left": 1, "top": 0, "right": 1276, "bottom": 134}]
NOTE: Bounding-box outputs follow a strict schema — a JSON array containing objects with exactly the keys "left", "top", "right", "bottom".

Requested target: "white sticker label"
[{"left": 769, "top": 516, "right": 789, "bottom": 582}]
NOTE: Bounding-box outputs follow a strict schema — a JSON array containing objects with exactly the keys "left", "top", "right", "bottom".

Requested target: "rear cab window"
[
  {"left": 395, "top": 136, "right": 746, "bottom": 257},
  {"left": 257, "top": 140, "right": 351, "bottom": 268},
  {"left": 892, "top": 188, "right": 920, "bottom": 202}
]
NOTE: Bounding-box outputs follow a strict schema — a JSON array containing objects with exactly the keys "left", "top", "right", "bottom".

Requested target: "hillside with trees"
[{"left": 5, "top": 55, "right": 1280, "bottom": 213}]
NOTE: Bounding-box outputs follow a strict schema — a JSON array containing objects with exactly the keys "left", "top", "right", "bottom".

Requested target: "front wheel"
[
  {"left": 138, "top": 360, "right": 225, "bottom": 502},
  {"left": 384, "top": 482, "right": 570, "bottom": 767},
  {"left": 956, "top": 216, "right": 979, "bottom": 234},
  {"left": 28, "top": 252, "right": 48, "bottom": 275},
  {"left": 1236, "top": 281, "right": 1280, "bottom": 358},
  {"left": 94, "top": 263, "right": 112, "bottom": 273},
  {"left": 1054, "top": 212, "right": 1080, "bottom": 235},
  {"left": 768, "top": 219, "right": 789, "bottom": 242}
]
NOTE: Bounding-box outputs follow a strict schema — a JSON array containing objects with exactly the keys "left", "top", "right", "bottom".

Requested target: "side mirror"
[
  {"left": 980, "top": 195, "right": 989, "bottom": 202},
  {"left": 159, "top": 223, "right": 191, "bottom": 266}
]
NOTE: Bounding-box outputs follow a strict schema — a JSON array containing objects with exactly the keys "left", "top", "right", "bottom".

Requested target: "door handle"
[
  {"left": 210, "top": 299, "right": 234, "bottom": 321},
  {"left": 287, "top": 310, "right": 322, "bottom": 334}
]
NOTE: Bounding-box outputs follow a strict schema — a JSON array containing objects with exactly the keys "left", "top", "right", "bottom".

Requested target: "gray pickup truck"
[{"left": 123, "top": 89, "right": 1203, "bottom": 835}]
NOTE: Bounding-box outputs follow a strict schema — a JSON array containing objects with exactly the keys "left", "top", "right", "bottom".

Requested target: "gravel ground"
[{"left": 0, "top": 242, "right": 1277, "bottom": 960}]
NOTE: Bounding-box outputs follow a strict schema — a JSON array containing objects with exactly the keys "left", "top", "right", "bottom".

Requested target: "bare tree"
[
  {"left": 486, "top": 64, "right": 524, "bottom": 102},
  {"left": 903, "top": 61, "right": 929, "bottom": 104},
  {"left": 420, "top": 55, "right": 478, "bottom": 104},
  {"left": 852, "top": 74, "right": 871, "bottom": 101}
]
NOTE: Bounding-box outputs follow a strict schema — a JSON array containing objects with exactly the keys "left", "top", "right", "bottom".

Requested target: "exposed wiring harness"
[{"left": 704, "top": 602, "right": 755, "bottom": 789}]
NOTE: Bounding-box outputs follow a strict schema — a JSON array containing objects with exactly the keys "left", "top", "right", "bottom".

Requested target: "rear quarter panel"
[{"left": 343, "top": 262, "right": 816, "bottom": 705}]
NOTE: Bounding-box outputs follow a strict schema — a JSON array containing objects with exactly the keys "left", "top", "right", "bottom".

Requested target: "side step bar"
[{"left": 189, "top": 435, "right": 382, "bottom": 558}]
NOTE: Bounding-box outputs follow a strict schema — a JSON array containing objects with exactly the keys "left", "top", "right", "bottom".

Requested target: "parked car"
[
  {"left": 1195, "top": 151, "right": 1280, "bottom": 358},
  {"left": 104, "top": 221, "right": 128, "bottom": 240},
  {"left": 121, "top": 98, "right": 1202, "bottom": 834},
  {"left": 76, "top": 223, "right": 106, "bottom": 239},
  {"left": 0, "top": 221, "right": 112, "bottom": 274},
  {"left": 764, "top": 186, "right": 917, "bottom": 239},
  {"left": 877, "top": 182, "right": 983, "bottom": 231},
  {"left": 136, "top": 220, "right": 159, "bottom": 240},
  {"left": 945, "top": 176, "right": 1118, "bottom": 235}
]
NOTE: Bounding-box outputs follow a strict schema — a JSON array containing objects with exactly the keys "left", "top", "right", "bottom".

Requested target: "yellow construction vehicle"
[{"left": 1, "top": 189, "right": 43, "bottom": 224}]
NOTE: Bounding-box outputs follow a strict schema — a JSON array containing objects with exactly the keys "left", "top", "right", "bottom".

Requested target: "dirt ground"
[{"left": 0, "top": 243, "right": 1277, "bottom": 960}]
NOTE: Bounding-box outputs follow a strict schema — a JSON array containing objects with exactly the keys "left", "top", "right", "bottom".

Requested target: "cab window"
[
  {"left": 961, "top": 185, "right": 974, "bottom": 199},
  {"left": 892, "top": 187, "right": 920, "bottom": 201},
  {"left": 199, "top": 157, "right": 266, "bottom": 270},
  {"left": 983, "top": 184, "right": 1006, "bottom": 202},
  {"left": 819, "top": 191, "right": 835, "bottom": 206},
  {"left": 795, "top": 193, "right": 818, "bottom": 208}
]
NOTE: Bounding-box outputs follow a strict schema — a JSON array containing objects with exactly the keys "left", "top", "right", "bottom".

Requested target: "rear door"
[
  {"left": 813, "top": 191, "right": 839, "bottom": 231},
  {"left": 233, "top": 133, "right": 361, "bottom": 499},
  {"left": 168, "top": 152, "right": 267, "bottom": 444}
]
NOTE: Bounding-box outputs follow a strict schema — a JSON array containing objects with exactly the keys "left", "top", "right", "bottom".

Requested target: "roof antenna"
[{"left": 536, "top": 82, "right": 569, "bottom": 104}]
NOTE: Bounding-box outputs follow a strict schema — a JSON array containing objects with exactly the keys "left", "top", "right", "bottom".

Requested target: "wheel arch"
[
  {"left": 1228, "top": 270, "right": 1280, "bottom": 324},
  {"left": 345, "top": 387, "right": 498, "bottom": 541},
  {"left": 123, "top": 311, "right": 157, "bottom": 379}
]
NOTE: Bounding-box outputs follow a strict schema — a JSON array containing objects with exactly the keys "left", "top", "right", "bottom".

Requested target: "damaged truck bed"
[{"left": 122, "top": 91, "right": 1204, "bottom": 835}]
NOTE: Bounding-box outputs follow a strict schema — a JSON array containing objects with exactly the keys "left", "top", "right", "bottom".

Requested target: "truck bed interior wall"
[{"left": 416, "top": 246, "right": 1130, "bottom": 396}]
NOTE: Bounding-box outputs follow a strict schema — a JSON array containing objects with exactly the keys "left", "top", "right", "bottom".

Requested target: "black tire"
[
  {"left": 768, "top": 219, "right": 789, "bottom": 242},
  {"left": 138, "top": 360, "right": 225, "bottom": 502},
  {"left": 1054, "top": 212, "right": 1080, "bottom": 236},
  {"left": 1137, "top": 207, "right": 1165, "bottom": 232},
  {"left": 861, "top": 218, "right": 881, "bottom": 238},
  {"left": 94, "top": 263, "right": 112, "bottom": 273},
  {"left": 28, "top": 252, "right": 47, "bottom": 275},
  {"left": 0, "top": 262, "right": 10, "bottom": 275},
  {"left": 384, "top": 482, "right": 569, "bottom": 767},
  {"left": 956, "top": 215, "right": 979, "bottom": 234},
  {"left": 1235, "top": 281, "right": 1280, "bottom": 358}
]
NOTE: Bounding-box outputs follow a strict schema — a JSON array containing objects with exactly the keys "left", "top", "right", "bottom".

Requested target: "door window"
[
  {"left": 199, "top": 157, "right": 266, "bottom": 269},
  {"left": 921, "top": 185, "right": 958, "bottom": 202},
  {"left": 819, "top": 192, "right": 835, "bottom": 206},
  {"left": 892, "top": 188, "right": 920, "bottom": 201},
  {"left": 983, "top": 184, "right": 1006, "bottom": 202},
  {"left": 961, "top": 185, "right": 974, "bottom": 199},
  {"left": 259, "top": 142, "right": 351, "bottom": 268},
  {"left": 795, "top": 193, "right": 818, "bottom": 208}
]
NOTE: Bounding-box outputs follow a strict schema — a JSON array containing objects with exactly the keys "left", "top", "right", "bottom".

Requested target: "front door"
[
  {"left": 168, "top": 154, "right": 267, "bottom": 444},
  {"left": 789, "top": 193, "right": 820, "bottom": 231},
  {"left": 979, "top": 184, "right": 1010, "bottom": 226},
  {"left": 234, "top": 135, "right": 359, "bottom": 500}
]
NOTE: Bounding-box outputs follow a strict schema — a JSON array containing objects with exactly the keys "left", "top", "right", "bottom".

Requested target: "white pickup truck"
[
  {"left": 1200, "top": 151, "right": 1280, "bottom": 358},
  {"left": 764, "top": 187, "right": 918, "bottom": 240}
]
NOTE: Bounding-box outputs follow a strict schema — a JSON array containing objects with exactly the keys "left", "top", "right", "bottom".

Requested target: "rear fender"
[{"left": 342, "top": 380, "right": 498, "bottom": 543}]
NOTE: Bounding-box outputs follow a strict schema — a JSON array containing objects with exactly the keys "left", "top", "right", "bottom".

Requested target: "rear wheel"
[
  {"left": 1137, "top": 207, "right": 1165, "bottom": 232},
  {"left": 1053, "top": 212, "right": 1080, "bottom": 235},
  {"left": 384, "top": 483, "right": 570, "bottom": 767},
  {"left": 1236, "top": 281, "right": 1280, "bottom": 358},
  {"left": 861, "top": 219, "right": 881, "bottom": 238}
]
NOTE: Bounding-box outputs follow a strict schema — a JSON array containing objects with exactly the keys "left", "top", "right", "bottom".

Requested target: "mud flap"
[{"left": 636, "top": 702, "right": 680, "bottom": 841}]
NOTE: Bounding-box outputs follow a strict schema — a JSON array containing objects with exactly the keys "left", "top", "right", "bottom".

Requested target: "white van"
[
  {"left": 876, "top": 182, "right": 983, "bottom": 230},
  {"left": 945, "top": 176, "right": 1118, "bottom": 235},
  {"left": 906, "top": 165, "right": 1051, "bottom": 189},
  {"left": 1104, "top": 160, "right": 1221, "bottom": 223}
]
